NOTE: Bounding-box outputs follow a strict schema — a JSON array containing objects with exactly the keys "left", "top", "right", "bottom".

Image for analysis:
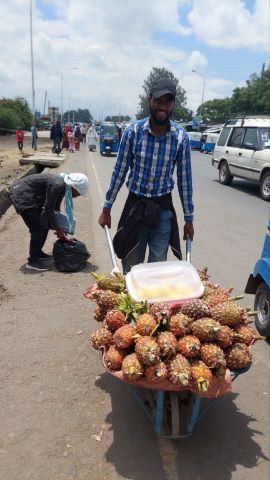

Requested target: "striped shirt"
[{"left": 104, "top": 117, "right": 194, "bottom": 221}]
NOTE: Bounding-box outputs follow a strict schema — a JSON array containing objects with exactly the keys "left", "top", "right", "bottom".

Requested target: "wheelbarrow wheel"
[
  {"left": 255, "top": 282, "right": 270, "bottom": 337},
  {"left": 163, "top": 391, "right": 196, "bottom": 437}
]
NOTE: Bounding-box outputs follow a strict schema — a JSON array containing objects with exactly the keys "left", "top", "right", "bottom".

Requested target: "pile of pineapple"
[{"left": 87, "top": 268, "right": 261, "bottom": 394}]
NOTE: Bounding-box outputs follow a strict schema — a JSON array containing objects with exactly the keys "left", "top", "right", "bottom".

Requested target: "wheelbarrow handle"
[
  {"left": 104, "top": 225, "right": 120, "bottom": 273},
  {"left": 186, "top": 237, "right": 192, "bottom": 263}
]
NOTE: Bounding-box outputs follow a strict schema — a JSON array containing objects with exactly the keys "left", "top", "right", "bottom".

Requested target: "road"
[{"left": 0, "top": 143, "right": 269, "bottom": 480}]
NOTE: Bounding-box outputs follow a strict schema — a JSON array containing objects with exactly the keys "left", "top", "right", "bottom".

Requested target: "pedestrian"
[
  {"left": 98, "top": 78, "right": 194, "bottom": 274},
  {"left": 31, "top": 124, "right": 38, "bottom": 149},
  {"left": 8, "top": 172, "right": 89, "bottom": 271},
  {"left": 81, "top": 124, "right": 88, "bottom": 143},
  {"left": 68, "top": 130, "right": 75, "bottom": 152},
  {"left": 50, "top": 120, "right": 63, "bottom": 155},
  {"left": 87, "top": 126, "right": 98, "bottom": 151},
  {"left": 16, "top": 128, "right": 24, "bottom": 152},
  {"left": 74, "top": 124, "right": 82, "bottom": 150},
  {"left": 62, "top": 123, "right": 72, "bottom": 150}
]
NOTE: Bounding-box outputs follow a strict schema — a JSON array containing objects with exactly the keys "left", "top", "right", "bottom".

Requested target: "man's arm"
[{"left": 176, "top": 131, "right": 194, "bottom": 240}]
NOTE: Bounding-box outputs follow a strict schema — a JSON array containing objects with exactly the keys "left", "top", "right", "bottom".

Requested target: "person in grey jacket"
[{"left": 8, "top": 172, "right": 89, "bottom": 271}]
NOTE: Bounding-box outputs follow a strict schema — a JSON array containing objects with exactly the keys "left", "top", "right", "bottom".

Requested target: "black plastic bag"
[{"left": 53, "top": 239, "right": 90, "bottom": 272}]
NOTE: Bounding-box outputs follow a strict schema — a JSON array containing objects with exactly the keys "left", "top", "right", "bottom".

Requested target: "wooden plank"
[{"left": 19, "top": 158, "right": 63, "bottom": 167}]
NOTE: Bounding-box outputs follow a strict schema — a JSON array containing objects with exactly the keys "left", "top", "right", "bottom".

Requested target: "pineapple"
[
  {"left": 92, "top": 289, "right": 119, "bottom": 311},
  {"left": 135, "top": 336, "right": 160, "bottom": 365},
  {"left": 190, "top": 359, "right": 213, "bottom": 393},
  {"left": 232, "top": 325, "right": 262, "bottom": 345},
  {"left": 197, "top": 267, "right": 210, "bottom": 281},
  {"left": 157, "top": 331, "right": 178, "bottom": 357},
  {"left": 202, "top": 281, "right": 219, "bottom": 297},
  {"left": 93, "top": 305, "right": 107, "bottom": 323},
  {"left": 204, "top": 287, "right": 234, "bottom": 307},
  {"left": 181, "top": 299, "right": 212, "bottom": 320},
  {"left": 211, "top": 302, "right": 248, "bottom": 326},
  {"left": 136, "top": 313, "right": 158, "bottom": 336},
  {"left": 144, "top": 361, "right": 167, "bottom": 383},
  {"left": 200, "top": 343, "right": 226, "bottom": 368},
  {"left": 168, "top": 313, "right": 192, "bottom": 337},
  {"left": 104, "top": 345, "right": 125, "bottom": 370},
  {"left": 149, "top": 302, "right": 171, "bottom": 323},
  {"left": 90, "top": 326, "right": 114, "bottom": 350},
  {"left": 121, "top": 353, "right": 144, "bottom": 380},
  {"left": 91, "top": 271, "right": 126, "bottom": 292},
  {"left": 191, "top": 318, "right": 221, "bottom": 342},
  {"left": 113, "top": 324, "right": 136, "bottom": 349},
  {"left": 168, "top": 354, "right": 192, "bottom": 386},
  {"left": 216, "top": 325, "right": 234, "bottom": 349},
  {"left": 105, "top": 309, "right": 126, "bottom": 331},
  {"left": 225, "top": 343, "right": 252, "bottom": 370},
  {"left": 177, "top": 335, "right": 201, "bottom": 358},
  {"left": 118, "top": 292, "right": 147, "bottom": 322}
]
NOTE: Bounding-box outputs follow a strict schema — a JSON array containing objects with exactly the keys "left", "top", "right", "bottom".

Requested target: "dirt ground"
[{"left": 0, "top": 133, "right": 52, "bottom": 188}]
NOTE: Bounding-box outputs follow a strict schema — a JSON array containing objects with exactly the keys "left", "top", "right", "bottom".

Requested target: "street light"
[
  {"left": 61, "top": 67, "right": 78, "bottom": 122},
  {"left": 192, "top": 69, "right": 206, "bottom": 129}
]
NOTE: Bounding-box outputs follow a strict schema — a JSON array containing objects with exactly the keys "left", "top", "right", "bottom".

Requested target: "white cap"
[{"left": 63, "top": 173, "right": 89, "bottom": 196}]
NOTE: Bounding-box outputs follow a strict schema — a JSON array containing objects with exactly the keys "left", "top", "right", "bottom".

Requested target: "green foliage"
[
  {"left": 0, "top": 97, "right": 32, "bottom": 133},
  {"left": 105, "top": 115, "right": 131, "bottom": 122},
  {"left": 63, "top": 108, "right": 93, "bottom": 123},
  {"left": 136, "top": 67, "right": 188, "bottom": 121},
  {"left": 197, "top": 98, "right": 232, "bottom": 123},
  {"left": 196, "top": 65, "right": 270, "bottom": 122}
]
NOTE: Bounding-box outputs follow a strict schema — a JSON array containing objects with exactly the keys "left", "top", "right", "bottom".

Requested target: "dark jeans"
[
  {"left": 19, "top": 209, "right": 49, "bottom": 262},
  {"left": 17, "top": 141, "right": 23, "bottom": 151}
]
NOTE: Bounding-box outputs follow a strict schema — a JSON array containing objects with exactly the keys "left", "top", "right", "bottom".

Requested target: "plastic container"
[{"left": 126, "top": 261, "right": 204, "bottom": 303}]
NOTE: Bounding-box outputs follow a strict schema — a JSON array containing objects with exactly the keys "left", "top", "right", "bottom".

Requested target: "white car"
[{"left": 212, "top": 116, "right": 270, "bottom": 201}]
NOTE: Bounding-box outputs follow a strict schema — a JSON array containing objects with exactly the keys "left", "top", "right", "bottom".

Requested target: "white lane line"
[{"left": 89, "top": 156, "right": 104, "bottom": 203}]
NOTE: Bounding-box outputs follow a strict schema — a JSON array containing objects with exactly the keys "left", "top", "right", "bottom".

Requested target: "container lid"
[{"left": 126, "top": 261, "right": 204, "bottom": 303}]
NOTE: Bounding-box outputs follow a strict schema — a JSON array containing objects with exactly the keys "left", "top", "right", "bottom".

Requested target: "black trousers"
[{"left": 19, "top": 209, "right": 49, "bottom": 262}]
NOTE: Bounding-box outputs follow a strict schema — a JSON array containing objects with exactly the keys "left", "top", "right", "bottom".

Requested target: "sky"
[{"left": 0, "top": 0, "right": 269, "bottom": 121}]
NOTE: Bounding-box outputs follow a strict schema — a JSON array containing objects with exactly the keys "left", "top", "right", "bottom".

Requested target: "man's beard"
[{"left": 150, "top": 106, "right": 172, "bottom": 126}]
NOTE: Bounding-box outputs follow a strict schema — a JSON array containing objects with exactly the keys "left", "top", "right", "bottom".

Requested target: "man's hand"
[
  {"left": 54, "top": 229, "right": 68, "bottom": 241},
  {"left": 183, "top": 221, "right": 194, "bottom": 241},
  {"left": 98, "top": 208, "right": 111, "bottom": 228}
]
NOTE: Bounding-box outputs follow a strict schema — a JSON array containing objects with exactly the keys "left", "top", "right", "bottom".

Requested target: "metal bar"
[
  {"left": 104, "top": 225, "right": 120, "bottom": 272},
  {"left": 187, "top": 396, "right": 202, "bottom": 433},
  {"left": 155, "top": 390, "right": 165, "bottom": 434},
  {"left": 186, "top": 237, "right": 192, "bottom": 263}
]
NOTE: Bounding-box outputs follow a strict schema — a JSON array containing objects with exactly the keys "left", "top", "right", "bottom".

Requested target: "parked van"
[{"left": 212, "top": 116, "right": 270, "bottom": 201}]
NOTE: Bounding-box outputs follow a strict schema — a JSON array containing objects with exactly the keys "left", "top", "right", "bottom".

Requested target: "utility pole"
[{"left": 30, "top": 0, "right": 37, "bottom": 149}]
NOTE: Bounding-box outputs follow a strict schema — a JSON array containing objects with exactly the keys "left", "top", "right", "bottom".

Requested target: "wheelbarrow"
[{"left": 102, "top": 226, "right": 251, "bottom": 439}]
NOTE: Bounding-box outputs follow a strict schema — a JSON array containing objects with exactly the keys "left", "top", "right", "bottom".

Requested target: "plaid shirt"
[{"left": 104, "top": 117, "right": 194, "bottom": 221}]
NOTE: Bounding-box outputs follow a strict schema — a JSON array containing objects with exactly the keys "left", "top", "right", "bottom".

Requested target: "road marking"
[{"left": 89, "top": 156, "right": 104, "bottom": 203}]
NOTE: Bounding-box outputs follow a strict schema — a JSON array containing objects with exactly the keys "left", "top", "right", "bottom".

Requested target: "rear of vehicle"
[{"left": 212, "top": 116, "right": 270, "bottom": 201}]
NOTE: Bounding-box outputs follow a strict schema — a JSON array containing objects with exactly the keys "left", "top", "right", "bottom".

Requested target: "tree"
[
  {"left": 0, "top": 97, "right": 32, "bottom": 133},
  {"left": 231, "top": 66, "right": 270, "bottom": 114},
  {"left": 104, "top": 115, "right": 131, "bottom": 122},
  {"left": 196, "top": 98, "right": 232, "bottom": 123},
  {"left": 63, "top": 108, "right": 93, "bottom": 123},
  {"left": 136, "top": 67, "right": 188, "bottom": 120}
]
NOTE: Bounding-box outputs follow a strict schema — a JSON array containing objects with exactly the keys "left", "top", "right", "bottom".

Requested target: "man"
[
  {"left": 50, "top": 120, "right": 63, "bottom": 155},
  {"left": 8, "top": 172, "right": 89, "bottom": 271},
  {"left": 98, "top": 78, "right": 194, "bottom": 274},
  {"left": 16, "top": 128, "right": 24, "bottom": 152}
]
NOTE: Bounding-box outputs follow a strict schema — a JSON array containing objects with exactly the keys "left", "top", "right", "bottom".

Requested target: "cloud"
[
  {"left": 0, "top": 0, "right": 266, "bottom": 119},
  {"left": 188, "top": 0, "right": 269, "bottom": 51}
]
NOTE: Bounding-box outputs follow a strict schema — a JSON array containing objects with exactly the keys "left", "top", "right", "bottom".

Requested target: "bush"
[{"left": 0, "top": 106, "right": 21, "bottom": 134}]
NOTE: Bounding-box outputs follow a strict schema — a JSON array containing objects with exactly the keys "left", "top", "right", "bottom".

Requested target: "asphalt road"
[{"left": 0, "top": 143, "right": 269, "bottom": 480}]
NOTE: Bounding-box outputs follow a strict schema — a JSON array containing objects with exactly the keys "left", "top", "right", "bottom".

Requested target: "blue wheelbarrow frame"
[{"left": 245, "top": 220, "right": 270, "bottom": 337}]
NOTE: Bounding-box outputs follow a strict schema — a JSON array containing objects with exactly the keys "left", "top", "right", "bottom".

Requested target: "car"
[
  {"left": 212, "top": 116, "right": 270, "bottom": 201},
  {"left": 245, "top": 219, "right": 270, "bottom": 337}
]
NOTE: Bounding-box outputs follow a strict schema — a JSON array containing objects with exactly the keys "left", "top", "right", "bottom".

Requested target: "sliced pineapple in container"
[{"left": 126, "top": 261, "right": 204, "bottom": 304}]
